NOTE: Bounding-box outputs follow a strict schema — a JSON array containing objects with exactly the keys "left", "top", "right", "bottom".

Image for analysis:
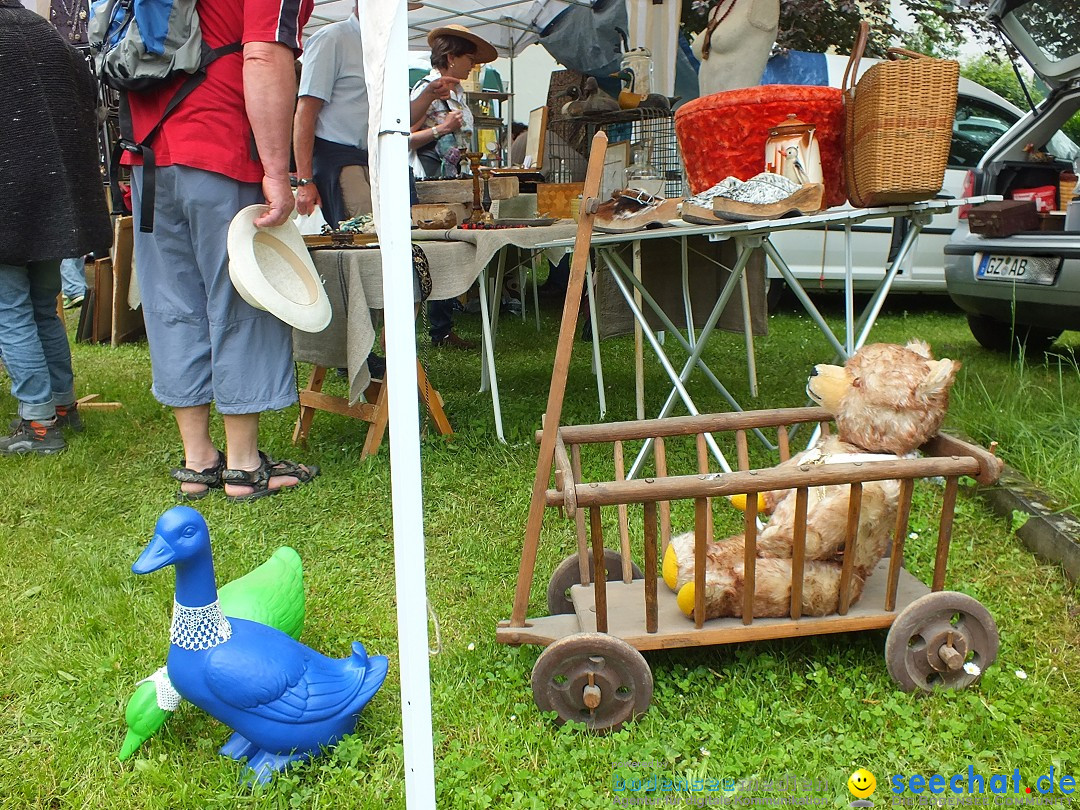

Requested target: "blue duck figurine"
[
  {"left": 132, "top": 506, "right": 389, "bottom": 783},
  {"left": 119, "top": 545, "right": 307, "bottom": 761}
]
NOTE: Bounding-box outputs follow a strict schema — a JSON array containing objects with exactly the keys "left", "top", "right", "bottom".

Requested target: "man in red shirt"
[{"left": 124, "top": 0, "right": 319, "bottom": 501}]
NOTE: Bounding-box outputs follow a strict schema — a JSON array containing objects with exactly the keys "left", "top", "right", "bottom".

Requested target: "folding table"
[{"left": 536, "top": 196, "right": 997, "bottom": 477}]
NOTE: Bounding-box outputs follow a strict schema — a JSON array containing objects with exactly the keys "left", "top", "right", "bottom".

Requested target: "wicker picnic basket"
[{"left": 843, "top": 21, "right": 959, "bottom": 207}]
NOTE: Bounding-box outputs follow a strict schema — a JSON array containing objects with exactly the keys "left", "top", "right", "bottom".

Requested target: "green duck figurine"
[{"left": 118, "top": 546, "right": 305, "bottom": 761}]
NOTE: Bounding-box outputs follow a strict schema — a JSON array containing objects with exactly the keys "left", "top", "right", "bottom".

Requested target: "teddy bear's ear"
[
  {"left": 918, "top": 358, "right": 960, "bottom": 398},
  {"left": 904, "top": 339, "right": 933, "bottom": 359}
]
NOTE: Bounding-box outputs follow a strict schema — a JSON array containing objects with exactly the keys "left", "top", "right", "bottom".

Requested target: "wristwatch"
[{"left": 297, "top": 178, "right": 315, "bottom": 187}]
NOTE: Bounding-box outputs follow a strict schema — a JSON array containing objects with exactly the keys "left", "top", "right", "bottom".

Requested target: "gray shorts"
[{"left": 132, "top": 165, "right": 297, "bottom": 414}]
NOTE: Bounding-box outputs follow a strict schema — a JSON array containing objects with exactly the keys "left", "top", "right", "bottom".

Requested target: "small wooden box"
[
  {"left": 536, "top": 182, "right": 585, "bottom": 219},
  {"left": 968, "top": 200, "right": 1039, "bottom": 238}
]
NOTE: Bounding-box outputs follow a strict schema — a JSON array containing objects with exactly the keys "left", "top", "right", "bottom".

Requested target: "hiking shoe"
[
  {"left": 55, "top": 402, "right": 84, "bottom": 432},
  {"left": 62, "top": 294, "right": 85, "bottom": 309},
  {"left": 8, "top": 403, "right": 83, "bottom": 433},
  {"left": 0, "top": 419, "right": 66, "bottom": 455}
]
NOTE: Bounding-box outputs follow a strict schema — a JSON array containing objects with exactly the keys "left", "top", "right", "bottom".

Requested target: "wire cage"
[{"left": 545, "top": 107, "right": 686, "bottom": 200}]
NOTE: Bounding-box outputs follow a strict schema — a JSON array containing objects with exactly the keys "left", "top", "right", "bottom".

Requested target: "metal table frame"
[{"left": 536, "top": 196, "right": 996, "bottom": 477}]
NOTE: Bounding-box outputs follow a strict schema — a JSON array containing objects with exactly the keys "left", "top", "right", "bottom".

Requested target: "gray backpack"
[
  {"left": 87, "top": 0, "right": 209, "bottom": 91},
  {"left": 88, "top": 0, "right": 240, "bottom": 230}
]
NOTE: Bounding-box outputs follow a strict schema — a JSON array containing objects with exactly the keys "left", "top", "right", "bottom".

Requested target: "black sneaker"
[{"left": 0, "top": 419, "right": 66, "bottom": 455}]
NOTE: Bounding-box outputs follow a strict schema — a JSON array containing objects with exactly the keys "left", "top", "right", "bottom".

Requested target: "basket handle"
[
  {"left": 842, "top": 20, "right": 870, "bottom": 95},
  {"left": 887, "top": 46, "right": 931, "bottom": 61}
]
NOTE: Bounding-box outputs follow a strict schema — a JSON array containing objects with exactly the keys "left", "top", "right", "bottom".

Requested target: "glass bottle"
[{"left": 624, "top": 141, "right": 663, "bottom": 196}]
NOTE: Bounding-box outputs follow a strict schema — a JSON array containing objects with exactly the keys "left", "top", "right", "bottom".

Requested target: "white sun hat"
[{"left": 227, "top": 205, "right": 332, "bottom": 333}]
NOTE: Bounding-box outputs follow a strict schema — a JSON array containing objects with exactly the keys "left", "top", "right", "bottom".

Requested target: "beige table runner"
[{"left": 293, "top": 222, "right": 579, "bottom": 405}]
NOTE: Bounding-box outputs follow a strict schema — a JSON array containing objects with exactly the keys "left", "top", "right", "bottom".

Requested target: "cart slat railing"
[{"left": 521, "top": 405, "right": 1001, "bottom": 634}]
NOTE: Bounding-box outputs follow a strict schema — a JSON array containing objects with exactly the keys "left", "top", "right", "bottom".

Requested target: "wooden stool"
[{"left": 292, "top": 362, "right": 453, "bottom": 458}]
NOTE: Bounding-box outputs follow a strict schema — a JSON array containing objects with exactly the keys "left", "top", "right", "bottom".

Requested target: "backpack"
[{"left": 88, "top": 0, "right": 241, "bottom": 230}]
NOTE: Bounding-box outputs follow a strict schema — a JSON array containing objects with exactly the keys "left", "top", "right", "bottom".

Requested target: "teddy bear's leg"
[
  {"left": 675, "top": 558, "right": 854, "bottom": 620},
  {"left": 662, "top": 531, "right": 744, "bottom": 592}
]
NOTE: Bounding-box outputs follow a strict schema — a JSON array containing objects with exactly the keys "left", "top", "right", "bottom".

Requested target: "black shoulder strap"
[{"left": 120, "top": 41, "right": 243, "bottom": 232}]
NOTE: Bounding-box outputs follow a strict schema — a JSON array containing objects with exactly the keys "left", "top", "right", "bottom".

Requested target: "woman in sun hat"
[
  {"left": 410, "top": 24, "right": 498, "bottom": 181},
  {"left": 409, "top": 24, "right": 497, "bottom": 349}
]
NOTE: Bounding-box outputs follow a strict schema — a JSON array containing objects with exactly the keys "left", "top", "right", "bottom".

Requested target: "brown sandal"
[{"left": 222, "top": 451, "right": 320, "bottom": 503}]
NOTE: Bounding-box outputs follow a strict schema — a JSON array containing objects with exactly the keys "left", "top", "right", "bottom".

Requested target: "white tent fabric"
[
  {"left": 359, "top": 1, "right": 436, "bottom": 807},
  {"left": 314, "top": 0, "right": 596, "bottom": 56},
  {"left": 625, "top": 0, "right": 682, "bottom": 96}
]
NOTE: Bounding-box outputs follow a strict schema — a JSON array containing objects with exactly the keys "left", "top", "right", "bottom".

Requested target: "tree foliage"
[
  {"left": 960, "top": 54, "right": 1040, "bottom": 111},
  {"left": 681, "top": 0, "right": 1001, "bottom": 58}
]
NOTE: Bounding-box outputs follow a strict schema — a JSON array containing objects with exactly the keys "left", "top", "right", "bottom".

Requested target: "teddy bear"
[{"left": 662, "top": 340, "right": 960, "bottom": 620}]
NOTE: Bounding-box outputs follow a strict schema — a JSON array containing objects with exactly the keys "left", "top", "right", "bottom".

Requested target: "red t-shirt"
[{"left": 122, "top": 0, "right": 313, "bottom": 182}]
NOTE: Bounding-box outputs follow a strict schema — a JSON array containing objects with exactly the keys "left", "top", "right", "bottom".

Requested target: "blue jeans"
[
  {"left": 59, "top": 257, "right": 87, "bottom": 298},
  {"left": 0, "top": 260, "right": 75, "bottom": 421}
]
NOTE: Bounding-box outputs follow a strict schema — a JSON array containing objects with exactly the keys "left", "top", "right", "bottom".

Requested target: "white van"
[{"left": 763, "top": 54, "right": 1025, "bottom": 301}]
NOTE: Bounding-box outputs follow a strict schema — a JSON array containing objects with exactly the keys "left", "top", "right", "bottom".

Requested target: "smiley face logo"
[{"left": 848, "top": 769, "right": 877, "bottom": 799}]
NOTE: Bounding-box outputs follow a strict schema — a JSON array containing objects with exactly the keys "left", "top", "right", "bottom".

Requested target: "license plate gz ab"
[{"left": 976, "top": 253, "right": 1061, "bottom": 285}]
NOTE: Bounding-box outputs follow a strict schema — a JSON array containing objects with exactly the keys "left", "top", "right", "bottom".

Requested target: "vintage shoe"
[
  {"left": 682, "top": 173, "right": 824, "bottom": 224},
  {"left": 594, "top": 189, "right": 682, "bottom": 234}
]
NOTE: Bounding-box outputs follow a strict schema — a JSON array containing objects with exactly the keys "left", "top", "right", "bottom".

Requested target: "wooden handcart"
[{"left": 496, "top": 133, "right": 1005, "bottom": 732}]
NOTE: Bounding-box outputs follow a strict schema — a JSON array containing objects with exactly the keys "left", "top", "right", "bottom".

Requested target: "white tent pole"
[
  {"left": 361, "top": 0, "right": 437, "bottom": 807},
  {"left": 507, "top": 38, "right": 515, "bottom": 161}
]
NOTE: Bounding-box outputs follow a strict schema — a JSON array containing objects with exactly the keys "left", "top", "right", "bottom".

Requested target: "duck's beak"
[{"left": 132, "top": 533, "right": 175, "bottom": 575}]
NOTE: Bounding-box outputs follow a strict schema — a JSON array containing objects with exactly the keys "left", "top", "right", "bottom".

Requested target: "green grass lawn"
[{"left": 0, "top": 291, "right": 1076, "bottom": 809}]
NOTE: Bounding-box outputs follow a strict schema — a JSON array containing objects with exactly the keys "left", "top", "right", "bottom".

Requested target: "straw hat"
[
  {"left": 426, "top": 24, "right": 498, "bottom": 64},
  {"left": 227, "top": 205, "right": 332, "bottom": 333}
]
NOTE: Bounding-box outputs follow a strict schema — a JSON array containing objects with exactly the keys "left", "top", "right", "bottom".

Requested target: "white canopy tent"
[{"left": 316, "top": 0, "right": 596, "bottom": 54}]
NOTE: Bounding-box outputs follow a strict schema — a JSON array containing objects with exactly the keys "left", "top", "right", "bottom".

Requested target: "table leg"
[
  {"left": 530, "top": 253, "right": 541, "bottom": 331},
  {"left": 851, "top": 215, "right": 926, "bottom": 351},
  {"left": 292, "top": 365, "right": 328, "bottom": 445},
  {"left": 361, "top": 376, "right": 390, "bottom": 458},
  {"left": 844, "top": 222, "right": 855, "bottom": 356},
  {"left": 680, "top": 236, "right": 694, "bottom": 351},
  {"left": 738, "top": 258, "right": 758, "bottom": 398},
  {"left": 633, "top": 240, "right": 644, "bottom": 420},
  {"left": 416, "top": 361, "right": 453, "bottom": 437},
  {"left": 585, "top": 256, "right": 607, "bottom": 419},
  {"left": 476, "top": 265, "right": 506, "bottom": 443},
  {"left": 490, "top": 248, "right": 506, "bottom": 337}
]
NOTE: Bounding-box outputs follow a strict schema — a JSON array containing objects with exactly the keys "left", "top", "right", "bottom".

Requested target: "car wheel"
[{"left": 966, "top": 314, "right": 1061, "bottom": 354}]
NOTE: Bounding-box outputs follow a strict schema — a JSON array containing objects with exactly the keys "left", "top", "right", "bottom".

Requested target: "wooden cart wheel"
[
  {"left": 885, "top": 591, "right": 999, "bottom": 692},
  {"left": 531, "top": 632, "right": 653, "bottom": 732},
  {"left": 546, "top": 550, "right": 644, "bottom": 615}
]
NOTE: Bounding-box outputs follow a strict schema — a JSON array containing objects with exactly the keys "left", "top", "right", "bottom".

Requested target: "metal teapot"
[{"left": 764, "top": 114, "right": 823, "bottom": 186}]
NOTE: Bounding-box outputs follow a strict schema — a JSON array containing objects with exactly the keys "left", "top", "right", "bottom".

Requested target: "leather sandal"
[
  {"left": 222, "top": 451, "right": 320, "bottom": 503},
  {"left": 170, "top": 450, "right": 225, "bottom": 501}
]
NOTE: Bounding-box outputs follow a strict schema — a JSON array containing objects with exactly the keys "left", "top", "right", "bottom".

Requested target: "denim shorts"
[{"left": 131, "top": 166, "right": 297, "bottom": 414}]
